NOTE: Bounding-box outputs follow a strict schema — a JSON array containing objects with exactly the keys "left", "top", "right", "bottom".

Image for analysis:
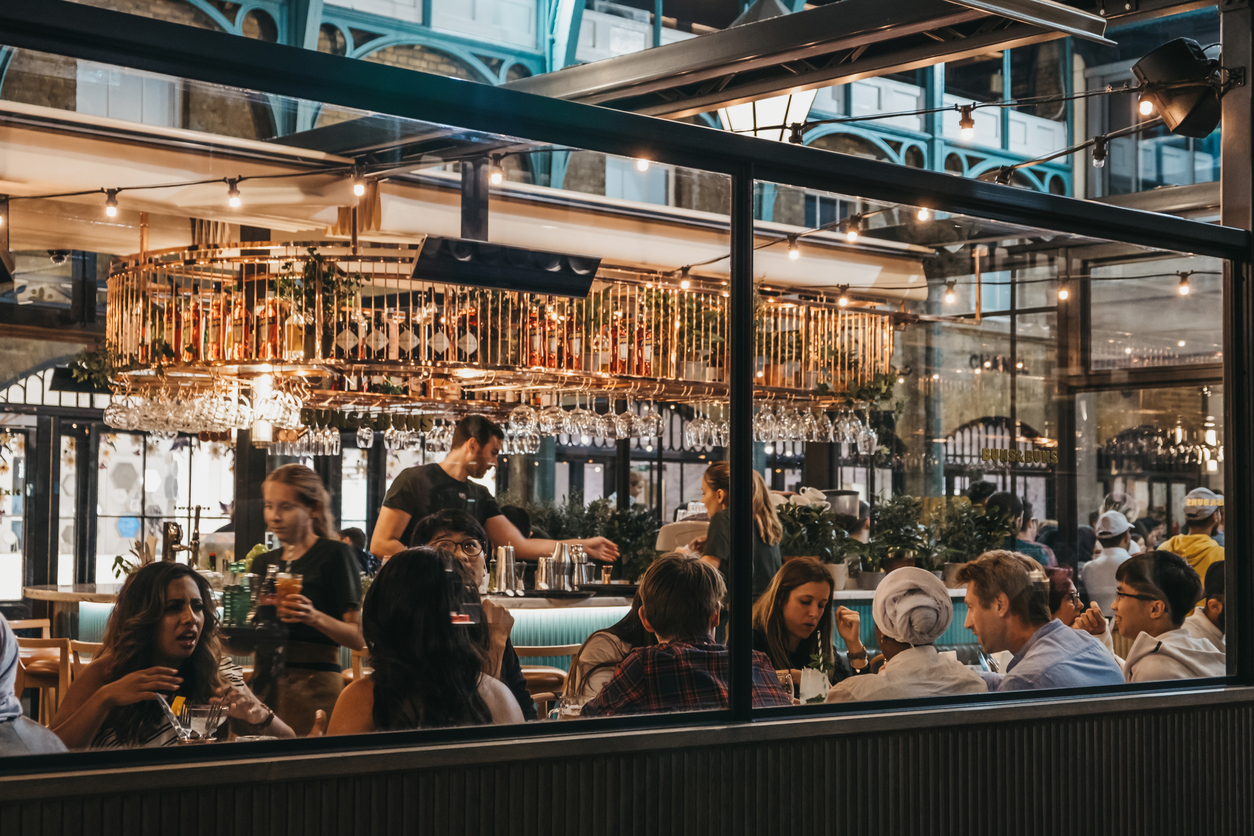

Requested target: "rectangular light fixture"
[{"left": 412, "top": 236, "right": 601, "bottom": 298}]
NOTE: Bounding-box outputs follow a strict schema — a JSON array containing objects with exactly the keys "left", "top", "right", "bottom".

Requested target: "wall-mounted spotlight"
[{"left": 1133, "top": 38, "right": 1226, "bottom": 138}]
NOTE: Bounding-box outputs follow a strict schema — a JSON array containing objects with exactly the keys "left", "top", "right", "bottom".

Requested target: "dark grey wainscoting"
[{"left": 3, "top": 688, "right": 1252, "bottom": 835}]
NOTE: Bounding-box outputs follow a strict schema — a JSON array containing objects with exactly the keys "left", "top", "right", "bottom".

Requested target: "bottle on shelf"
[
  {"left": 610, "top": 311, "right": 629, "bottom": 374},
  {"left": 227, "top": 295, "right": 250, "bottom": 361},
  {"left": 455, "top": 303, "right": 479, "bottom": 362},
  {"left": 253, "top": 564, "right": 280, "bottom": 629},
  {"left": 368, "top": 307, "right": 389, "bottom": 360},
  {"left": 283, "top": 303, "right": 307, "bottom": 362},
  {"left": 634, "top": 304, "right": 652, "bottom": 376},
  {"left": 205, "top": 297, "right": 223, "bottom": 362},
  {"left": 564, "top": 309, "right": 582, "bottom": 370},
  {"left": 526, "top": 305, "right": 544, "bottom": 367}
]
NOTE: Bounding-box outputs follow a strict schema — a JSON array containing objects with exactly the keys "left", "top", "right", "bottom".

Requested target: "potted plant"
[
  {"left": 933, "top": 499, "right": 1016, "bottom": 587},
  {"left": 865, "top": 494, "right": 932, "bottom": 582},
  {"left": 775, "top": 489, "right": 848, "bottom": 587}
]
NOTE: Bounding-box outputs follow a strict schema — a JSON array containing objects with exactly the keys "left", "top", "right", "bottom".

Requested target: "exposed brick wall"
[
  {"left": 561, "top": 151, "right": 607, "bottom": 197},
  {"left": 2, "top": 52, "right": 78, "bottom": 112},
  {"left": 673, "top": 169, "right": 730, "bottom": 216},
  {"left": 364, "top": 44, "right": 486, "bottom": 83}
]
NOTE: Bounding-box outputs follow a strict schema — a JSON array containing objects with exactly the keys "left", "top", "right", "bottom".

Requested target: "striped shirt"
[{"left": 91, "top": 657, "right": 245, "bottom": 750}]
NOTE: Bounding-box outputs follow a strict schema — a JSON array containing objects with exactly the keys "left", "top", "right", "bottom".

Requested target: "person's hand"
[
  {"left": 481, "top": 598, "right": 515, "bottom": 646},
  {"left": 100, "top": 667, "right": 182, "bottom": 708},
  {"left": 688, "top": 535, "right": 707, "bottom": 554},
  {"left": 1072, "top": 603, "right": 1108, "bottom": 636},
  {"left": 308, "top": 710, "right": 328, "bottom": 738},
  {"left": 834, "top": 606, "right": 863, "bottom": 651},
  {"left": 278, "top": 593, "right": 317, "bottom": 625},
  {"left": 215, "top": 684, "right": 268, "bottom": 724},
  {"left": 582, "top": 537, "right": 620, "bottom": 562}
]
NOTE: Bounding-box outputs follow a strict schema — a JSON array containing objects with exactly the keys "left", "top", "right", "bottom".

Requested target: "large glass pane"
[
  {"left": 0, "top": 432, "right": 26, "bottom": 600},
  {"left": 752, "top": 177, "right": 1229, "bottom": 713}
]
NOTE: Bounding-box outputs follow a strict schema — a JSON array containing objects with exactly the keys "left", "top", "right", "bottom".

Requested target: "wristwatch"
[{"left": 847, "top": 648, "right": 869, "bottom": 671}]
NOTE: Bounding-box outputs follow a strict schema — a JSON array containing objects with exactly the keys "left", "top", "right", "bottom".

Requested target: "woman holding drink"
[{"left": 252, "top": 464, "right": 364, "bottom": 735}]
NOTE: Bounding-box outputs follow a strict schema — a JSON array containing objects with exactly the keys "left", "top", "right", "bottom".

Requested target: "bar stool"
[
  {"left": 69, "top": 640, "right": 104, "bottom": 677},
  {"left": 340, "top": 648, "right": 371, "bottom": 685},
  {"left": 515, "top": 644, "right": 580, "bottom": 719},
  {"left": 15, "top": 637, "right": 71, "bottom": 725}
]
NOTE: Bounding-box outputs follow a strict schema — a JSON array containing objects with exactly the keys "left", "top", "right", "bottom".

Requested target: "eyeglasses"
[
  {"left": 1114, "top": 590, "right": 1160, "bottom": 603},
  {"left": 1066, "top": 591, "right": 1082, "bottom": 606},
  {"left": 432, "top": 539, "right": 485, "bottom": 557}
]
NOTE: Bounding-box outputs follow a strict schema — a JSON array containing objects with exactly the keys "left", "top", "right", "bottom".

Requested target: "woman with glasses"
[
  {"left": 252, "top": 464, "right": 364, "bottom": 735},
  {"left": 1045, "top": 566, "right": 1083, "bottom": 627},
  {"left": 410, "top": 510, "right": 538, "bottom": 720}
]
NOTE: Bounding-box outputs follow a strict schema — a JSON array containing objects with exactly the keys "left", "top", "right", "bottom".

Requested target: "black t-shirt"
[
  {"left": 383, "top": 463, "right": 502, "bottom": 547},
  {"left": 253, "top": 538, "right": 363, "bottom": 646},
  {"left": 705, "top": 510, "right": 782, "bottom": 598}
]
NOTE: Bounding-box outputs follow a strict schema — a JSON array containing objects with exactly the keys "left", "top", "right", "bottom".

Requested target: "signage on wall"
[
  {"left": 969, "top": 354, "right": 1027, "bottom": 374},
  {"left": 981, "top": 447, "right": 1058, "bottom": 464}
]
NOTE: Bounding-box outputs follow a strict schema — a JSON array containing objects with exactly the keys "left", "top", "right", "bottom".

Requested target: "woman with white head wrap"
[
  {"left": 0, "top": 614, "right": 68, "bottom": 755},
  {"left": 826, "top": 568, "right": 988, "bottom": 703}
]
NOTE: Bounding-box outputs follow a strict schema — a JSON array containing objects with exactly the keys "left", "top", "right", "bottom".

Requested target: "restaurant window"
[{"left": 0, "top": 431, "right": 27, "bottom": 601}]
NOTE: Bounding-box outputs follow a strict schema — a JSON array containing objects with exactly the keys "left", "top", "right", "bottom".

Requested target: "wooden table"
[{"left": 22, "top": 585, "right": 122, "bottom": 637}]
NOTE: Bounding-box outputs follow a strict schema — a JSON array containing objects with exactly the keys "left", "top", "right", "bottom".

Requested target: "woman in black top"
[
  {"left": 254, "top": 464, "right": 363, "bottom": 735},
  {"left": 751, "top": 558, "right": 867, "bottom": 689}
]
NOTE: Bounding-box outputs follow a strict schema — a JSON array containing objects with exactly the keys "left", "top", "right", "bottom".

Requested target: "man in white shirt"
[
  {"left": 1110, "top": 552, "right": 1225, "bottom": 682},
  {"left": 1183, "top": 562, "right": 1225, "bottom": 655},
  {"left": 826, "top": 567, "right": 987, "bottom": 703},
  {"left": 1082, "top": 511, "right": 1134, "bottom": 617}
]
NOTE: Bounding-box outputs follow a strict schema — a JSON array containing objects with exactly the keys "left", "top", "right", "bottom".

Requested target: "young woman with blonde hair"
[
  {"left": 252, "top": 463, "right": 364, "bottom": 735},
  {"left": 692, "top": 461, "right": 783, "bottom": 597}
]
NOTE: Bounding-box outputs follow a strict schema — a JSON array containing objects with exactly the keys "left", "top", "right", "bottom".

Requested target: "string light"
[
  {"left": 943, "top": 281, "right": 956, "bottom": 305},
  {"left": 488, "top": 155, "right": 504, "bottom": 187},
  {"left": 844, "top": 215, "right": 861, "bottom": 243},
  {"left": 104, "top": 189, "right": 119, "bottom": 218},
  {"left": 1092, "top": 136, "right": 1108, "bottom": 169},
  {"left": 635, "top": 158, "right": 650, "bottom": 172},
  {"left": 226, "top": 178, "right": 242, "bottom": 208},
  {"left": 1057, "top": 281, "right": 1070, "bottom": 301},
  {"left": 958, "top": 105, "right": 976, "bottom": 140},
  {"left": 837, "top": 285, "right": 850, "bottom": 307},
  {"left": 916, "top": 207, "right": 930, "bottom": 221},
  {"left": 1178, "top": 272, "right": 1192, "bottom": 296},
  {"left": 1139, "top": 97, "right": 1155, "bottom": 116},
  {"left": 787, "top": 235, "right": 800, "bottom": 260},
  {"left": 679, "top": 267, "right": 690, "bottom": 291},
  {"left": 352, "top": 167, "right": 367, "bottom": 197}
]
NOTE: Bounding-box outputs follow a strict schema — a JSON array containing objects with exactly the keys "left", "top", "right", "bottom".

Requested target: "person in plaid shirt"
[{"left": 581, "top": 553, "right": 792, "bottom": 716}]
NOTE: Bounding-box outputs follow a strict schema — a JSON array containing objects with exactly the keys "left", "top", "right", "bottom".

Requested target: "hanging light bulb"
[
  {"left": 1139, "top": 97, "right": 1155, "bottom": 116},
  {"left": 844, "top": 215, "right": 861, "bottom": 243},
  {"left": 787, "top": 235, "right": 800, "bottom": 260},
  {"left": 635, "top": 158, "right": 650, "bottom": 172},
  {"left": 958, "top": 105, "right": 976, "bottom": 140},
  {"left": 352, "top": 167, "right": 367, "bottom": 197},
  {"left": 943, "top": 281, "right": 956, "bottom": 304},
  {"left": 916, "top": 207, "right": 930, "bottom": 221},
  {"left": 837, "top": 286, "right": 850, "bottom": 308},
  {"left": 679, "top": 267, "right": 691, "bottom": 291},
  {"left": 1057, "top": 282, "right": 1070, "bottom": 301},
  {"left": 104, "top": 189, "right": 119, "bottom": 218},
  {"left": 227, "top": 178, "right": 242, "bottom": 208},
  {"left": 1178, "top": 272, "right": 1192, "bottom": 296},
  {"left": 1092, "top": 136, "right": 1108, "bottom": 169},
  {"left": 488, "top": 155, "right": 504, "bottom": 187}
]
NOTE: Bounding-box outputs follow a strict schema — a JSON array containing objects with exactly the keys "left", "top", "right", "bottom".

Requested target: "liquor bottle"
[
  {"left": 354, "top": 306, "right": 371, "bottom": 362},
  {"left": 252, "top": 564, "right": 280, "bottom": 628},
  {"left": 283, "top": 305, "right": 306, "bottom": 362},
  {"left": 610, "top": 312, "right": 628, "bottom": 374},
  {"left": 228, "top": 295, "right": 249, "bottom": 360},
  {"left": 591, "top": 327, "right": 610, "bottom": 373},
  {"left": 545, "top": 308, "right": 560, "bottom": 369},
  {"left": 205, "top": 298, "right": 223, "bottom": 362},
  {"left": 386, "top": 310, "right": 401, "bottom": 362},
  {"left": 181, "top": 297, "right": 202, "bottom": 363},
  {"left": 455, "top": 303, "right": 479, "bottom": 362},
  {"left": 565, "top": 309, "right": 582, "bottom": 370},
  {"left": 526, "top": 306, "right": 544, "bottom": 366},
  {"left": 255, "top": 296, "right": 280, "bottom": 361},
  {"left": 166, "top": 301, "right": 182, "bottom": 363},
  {"left": 635, "top": 304, "right": 653, "bottom": 376}
]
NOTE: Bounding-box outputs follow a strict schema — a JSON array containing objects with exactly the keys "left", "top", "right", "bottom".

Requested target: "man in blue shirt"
[{"left": 957, "top": 550, "right": 1124, "bottom": 691}]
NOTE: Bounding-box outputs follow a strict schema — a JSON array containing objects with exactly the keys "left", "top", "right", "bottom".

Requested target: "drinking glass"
[{"left": 356, "top": 426, "right": 374, "bottom": 449}]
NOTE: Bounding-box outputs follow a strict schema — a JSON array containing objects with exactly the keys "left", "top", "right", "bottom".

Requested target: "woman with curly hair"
[
  {"left": 52, "top": 562, "right": 293, "bottom": 749},
  {"left": 327, "top": 547, "right": 522, "bottom": 733}
]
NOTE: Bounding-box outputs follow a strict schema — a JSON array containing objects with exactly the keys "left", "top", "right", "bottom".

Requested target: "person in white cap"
[
  {"left": 1082, "top": 511, "right": 1135, "bottom": 617},
  {"left": 1159, "top": 487, "right": 1224, "bottom": 595},
  {"left": 825, "top": 568, "right": 987, "bottom": 703}
]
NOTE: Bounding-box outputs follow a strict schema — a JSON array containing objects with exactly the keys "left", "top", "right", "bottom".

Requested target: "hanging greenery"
[
  {"left": 275, "top": 247, "right": 366, "bottom": 319},
  {"left": 865, "top": 494, "right": 934, "bottom": 571},
  {"left": 69, "top": 341, "right": 118, "bottom": 393},
  {"left": 933, "top": 500, "right": 1016, "bottom": 565}
]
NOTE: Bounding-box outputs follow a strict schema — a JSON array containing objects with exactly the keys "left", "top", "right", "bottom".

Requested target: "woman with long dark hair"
[
  {"left": 327, "top": 547, "right": 522, "bottom": 733},
  {"left": 52, "top": 562, "right": 293, "bottom": 749},
  {"left": 253, "top": 463, "right": 364, "bottom": 736},
  {"left": 751, "top": 558, "right": 867, "bottom": 686},
  {"left": 564, "top": 591, "right": 658, "bottom": 701}
]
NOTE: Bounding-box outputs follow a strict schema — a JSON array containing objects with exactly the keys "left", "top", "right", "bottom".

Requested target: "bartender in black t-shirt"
[{"left": 370, "top": 415, "right": 619, "bottom": 564}]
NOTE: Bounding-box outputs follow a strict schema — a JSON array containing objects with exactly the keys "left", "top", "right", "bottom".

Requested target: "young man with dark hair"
[
  {"left": 371, "top": 414, "right": 618, "bottom": 564},
  {"left": 338, "top": 526, "right": 377, "bottom": 575},
  {"left": 986, "top": 492, "right": 1051, "bottom": 566},
  {"left": 410, "top": 510, "right": 537, "bottom": 721},
  {"left": 1109, "top": 551, "right": 1225, "bottom": 682},
  {"left": 1184, "top": 562, "right": 1226, "bottom": 654},
  {"left": 581, "top": 553, "right": 791, "bottom": 716},
  {"left": 957, "top": 550, "right": 1123, "bottom": 692}
]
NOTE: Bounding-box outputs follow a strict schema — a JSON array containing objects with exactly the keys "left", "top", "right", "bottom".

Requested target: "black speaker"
[{"left": 1133, "top": 38, "right": 1221, "bottom": 139}]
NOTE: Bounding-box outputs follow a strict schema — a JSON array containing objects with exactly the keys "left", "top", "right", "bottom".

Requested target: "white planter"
[{"left": 825, "top": 562, "right": 849, "bottom": 591}]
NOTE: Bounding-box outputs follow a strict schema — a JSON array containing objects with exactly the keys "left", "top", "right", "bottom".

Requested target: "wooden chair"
[
  {"left": 69, "top": 640, "right": 104, "bottom": 678},
  {"left": 515, "top": 644, "right": 580, "bottom": 719},
  {"left": 15, "top": 637, "right": 71, "bottom": 725},
  {"left": 340, "top": 648, "right": 370, "bottom": 685}
]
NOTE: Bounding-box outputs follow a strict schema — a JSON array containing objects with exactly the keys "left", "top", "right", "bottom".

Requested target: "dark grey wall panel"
[{"left": 4, "top": 691, "right": 1254, "bottom": 835}]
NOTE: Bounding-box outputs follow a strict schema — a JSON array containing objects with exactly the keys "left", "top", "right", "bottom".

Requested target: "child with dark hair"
[{"left": 581, "top": 553, "right": 791, "bottom": 716}]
